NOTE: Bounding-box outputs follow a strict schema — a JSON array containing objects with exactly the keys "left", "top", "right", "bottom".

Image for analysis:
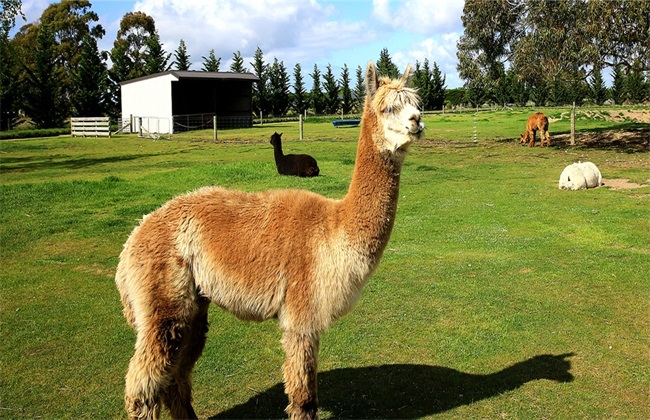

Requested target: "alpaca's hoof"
[
  {"left": 286, "top": 401, "right": 318, "bottom": 420},
  {"left": 125, "top": 396, "right": 159, "bottom": 420}
]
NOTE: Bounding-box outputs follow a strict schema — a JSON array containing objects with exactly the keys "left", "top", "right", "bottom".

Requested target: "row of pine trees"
[{"left": 1, "top": 3, "right": 447, "bottom": 130}]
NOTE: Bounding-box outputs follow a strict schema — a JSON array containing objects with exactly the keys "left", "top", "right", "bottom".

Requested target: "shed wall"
[{"left": 121, "top": 74, "right": 175, "bottom": 133}]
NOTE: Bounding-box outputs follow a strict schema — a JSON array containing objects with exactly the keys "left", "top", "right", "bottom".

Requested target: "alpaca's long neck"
[
  {"left": 273, "top": 141, "right": 285, "bottom": 161},
  {"left": 340, "top": 109, "right": 403, "bottom": 259}
]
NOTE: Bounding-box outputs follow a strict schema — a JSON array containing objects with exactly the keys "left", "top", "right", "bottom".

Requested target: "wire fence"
[
  {"left": 173, "top": 113, "right": 214, "bottom": 132},
  {"left": 172, "top": 113, "right": 255, "bottom": 132},
  {"left": 116, "top": 113, "right": 254, "bottom": 138},
  {"left": 136, "top": 117, "right": 172, "bottom": 139},
  {"left": 112, "top": 104, "right": 648, "bottom": 147},
  {"left": 120, "top": 108, "right": 476, "bottom": 139}
]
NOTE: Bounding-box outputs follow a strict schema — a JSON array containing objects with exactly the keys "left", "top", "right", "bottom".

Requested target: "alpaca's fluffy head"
[
  {"left": 365, "top": 62, "right": 424, "bottom": 158},
  {"left": 270, "top": 132, "right": 283, "bottom": 147}
]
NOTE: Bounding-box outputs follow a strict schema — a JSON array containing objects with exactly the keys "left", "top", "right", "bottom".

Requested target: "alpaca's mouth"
[{"left": 409, "top": 122, "right": 425, "bottom": 136}]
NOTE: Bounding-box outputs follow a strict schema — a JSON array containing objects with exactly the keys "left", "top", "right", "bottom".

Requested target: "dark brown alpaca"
[
  {"left": 270, "top": 132, "right": 320, "bottom": 177},
  {"left": 115, "top": 61, "right": 423, "bottom": 420}
]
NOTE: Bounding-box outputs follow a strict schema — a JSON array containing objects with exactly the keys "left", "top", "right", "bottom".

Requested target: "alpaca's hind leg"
[
  {"left": 281, "top": 330, "right": 320, "bottom": 420},
  {"left": 162, "top": 298, "right": 210, "bottom": 419},
  {"left": 124, "top": 319, "right": 187, "bottom": 420}
]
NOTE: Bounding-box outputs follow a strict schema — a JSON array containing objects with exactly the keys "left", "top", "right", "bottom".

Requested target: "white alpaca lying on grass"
[{"left": 559, "top": 161, "right": 602, "bottom": 190}]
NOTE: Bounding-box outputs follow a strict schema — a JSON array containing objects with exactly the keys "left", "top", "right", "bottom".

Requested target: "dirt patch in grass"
[
  {"left": 602, "top": 178, "right": 650, "bottom": 190},
  {"left": 549, "top": 109, "right": 650, "bottom": 124},
  {"left": 613, "top": 109, "right": 650, "bottom": 123}
]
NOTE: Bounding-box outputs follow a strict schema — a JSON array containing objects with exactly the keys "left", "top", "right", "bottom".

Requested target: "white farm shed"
[{"left": 120, "top": 70, "right": 259, "bottom": 135}]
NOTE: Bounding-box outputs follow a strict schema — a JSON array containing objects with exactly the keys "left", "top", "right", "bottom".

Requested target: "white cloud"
[
  {"left": 392, "top": 31, "right": 462, "bottom": 87},
  {"left": 134, "top": 0, "right": 367, "bottom": 70},
  {"left": 371, "top": 0, "right": 465, "bottom": 34},
  {"left": 13, "top": 0, "right": 49, "bottom": 28},
  {"left": 418, "top": 33, "right": 460, "bottom": 64}
]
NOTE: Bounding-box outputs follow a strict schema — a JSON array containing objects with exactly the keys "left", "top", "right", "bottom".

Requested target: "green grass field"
[{"left": 1, "top": 108, "right": 648, "bottom": 418}]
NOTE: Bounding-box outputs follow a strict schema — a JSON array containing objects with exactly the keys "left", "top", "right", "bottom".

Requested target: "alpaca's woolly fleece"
[
  {"left": 115, "top": 61, "right": 423, "bottom": 420},
  {"left": 577, "top": 161, "right": 602, "bottom": 187},
  {"left": 559, "top": 161, "right": 602, "bottom": 190},
  {"left": 520, "top": 112, "right": 551, "bottom": 147},
  {"left": 270, "top": 132, "right": 319, "bottom": 177}
]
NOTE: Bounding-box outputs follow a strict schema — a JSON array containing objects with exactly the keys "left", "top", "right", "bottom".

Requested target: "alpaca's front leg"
[{"left": 281, "top": 330, "right": 320, "bottom": 420}]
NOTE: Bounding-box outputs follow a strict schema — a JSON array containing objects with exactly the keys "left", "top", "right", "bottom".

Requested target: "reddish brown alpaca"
[
  {"left": 115, "top": 61, "right": 424, "bottom": 420},
  {"left": 520, "top": 112, "right": 551, "bottom": 147}
]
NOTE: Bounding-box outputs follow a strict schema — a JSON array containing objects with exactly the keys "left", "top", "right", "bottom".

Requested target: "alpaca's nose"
[{"left": 410, "top": 112, "right": 424, "bottom": 133}]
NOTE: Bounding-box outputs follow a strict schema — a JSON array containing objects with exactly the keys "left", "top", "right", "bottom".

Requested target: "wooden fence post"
[
  {"left": 570, "top": 102, "right": 576, "bottom": 146},
  {"left": 213, "top": 115, "right": 217, "bottom": 142},
  {"left": 473, "top": 106, "right": 478, "bottom": 143},
  {"left": 299, "top": 114, "right": 304, "bottom": 140}
]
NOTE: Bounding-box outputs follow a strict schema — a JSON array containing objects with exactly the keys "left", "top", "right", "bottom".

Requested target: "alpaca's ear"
[
  {"left": 401, "top": 65, "right": 413, "bottom": 85},
  {"left": 366, "top": 61, "right": 379, "bottom": 98}
]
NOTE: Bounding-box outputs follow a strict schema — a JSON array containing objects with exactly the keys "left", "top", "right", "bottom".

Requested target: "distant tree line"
[
  {"left": 0, "top": 0, "right": 446, "bottom": 130},
  {"left": 5, "top": 0, "right": 646, "bottom": 131},
  {"left": 456, "top": 0, "right": 650, "bottom": 107}
]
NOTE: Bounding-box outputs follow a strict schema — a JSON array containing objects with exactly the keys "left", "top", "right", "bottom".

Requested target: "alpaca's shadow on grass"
[{"left": 210, "top": 352, "right": 574, "bottom": 419}]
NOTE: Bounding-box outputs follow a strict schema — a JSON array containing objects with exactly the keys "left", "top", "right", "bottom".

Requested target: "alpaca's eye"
[{"left": 384, "top": 106, "right": 393, "bottom": 114}]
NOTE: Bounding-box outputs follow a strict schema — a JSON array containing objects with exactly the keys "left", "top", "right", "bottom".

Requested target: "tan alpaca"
[
  {"left": 115, "top": 61, "right": 424, "bottom": 420},
  {"left": 519, "top": 112, "right": 551, "bottom": 147}
]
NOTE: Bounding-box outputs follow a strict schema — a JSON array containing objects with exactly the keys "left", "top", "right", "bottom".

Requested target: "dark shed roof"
[{"left": 120, "top": 70, "right": 259, "bottom": 85}]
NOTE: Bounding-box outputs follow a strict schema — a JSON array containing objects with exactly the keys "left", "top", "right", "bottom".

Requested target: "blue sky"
[{"left": 15, "top": 0, "right": 466, "bottom": 88}]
